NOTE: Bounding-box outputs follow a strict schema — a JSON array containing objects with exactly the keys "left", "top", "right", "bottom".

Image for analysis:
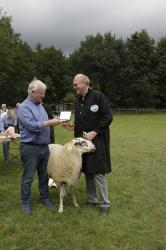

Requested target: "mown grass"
[{"left": 0, "top": 114, "right": 165, "bottom": 250}]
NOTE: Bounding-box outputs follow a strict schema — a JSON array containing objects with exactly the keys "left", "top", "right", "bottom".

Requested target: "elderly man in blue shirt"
[
  {"left": 0, "top": 108, "right": 17, "bottom": 163},
  {"left": 17, "top": 79, "right": 61, "bottom": 214}
]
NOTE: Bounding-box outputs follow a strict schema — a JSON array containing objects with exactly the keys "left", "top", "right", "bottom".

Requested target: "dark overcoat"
[{"left": 74, "top": 89, "right": 113, "bottom": 174}]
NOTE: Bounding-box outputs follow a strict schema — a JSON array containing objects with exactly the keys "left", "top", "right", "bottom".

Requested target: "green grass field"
[{"left": 0, "top": 114, "right": 165, "bottom": 250}]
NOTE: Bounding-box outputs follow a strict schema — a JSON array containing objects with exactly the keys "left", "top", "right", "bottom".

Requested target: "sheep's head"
[{"left": 71, "top": 137, "right": 95, "bottom": 153}]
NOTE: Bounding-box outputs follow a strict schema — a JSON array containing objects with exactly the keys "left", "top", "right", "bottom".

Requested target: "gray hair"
[
  {"left": 1, "top": 104, "right": 6, "bottom": 108},
  {"left": 28, "top": 80, "right": 47, "bottom": 94},
  {"left": 74, "top": 74, "right": 90, "bottom": 86}
]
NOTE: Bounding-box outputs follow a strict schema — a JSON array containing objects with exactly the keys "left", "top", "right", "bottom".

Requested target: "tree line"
[{"left": 0, "top": 9, "right": 166, "bottom": 108}]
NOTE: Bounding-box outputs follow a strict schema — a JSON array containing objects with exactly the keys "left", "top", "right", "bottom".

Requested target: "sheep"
[{"left": 47, "top": 137, "right": 95, "bottom": 213}]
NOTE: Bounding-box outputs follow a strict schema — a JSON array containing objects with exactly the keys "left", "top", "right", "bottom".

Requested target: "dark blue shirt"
[{"left": 17, "top": 97, "right": 50, "bottom": 144}]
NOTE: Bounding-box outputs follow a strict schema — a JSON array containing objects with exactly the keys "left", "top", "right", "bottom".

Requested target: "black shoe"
[
  {"left": 99, "top": 207, "right": 110, "bottom": 215},
  {"left": 22, "top": 204, "right": 32, "bottom": 214},
  {"left": 41, "top": 200, "right": 54, "bottom": 208},
  {"left": 84, "top": 202, "right": 98, "bottom": 208}
]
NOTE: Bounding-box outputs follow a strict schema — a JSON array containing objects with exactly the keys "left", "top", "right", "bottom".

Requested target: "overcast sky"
[{"left": 0, "top": 0, "right": 165, "bottom": 54}]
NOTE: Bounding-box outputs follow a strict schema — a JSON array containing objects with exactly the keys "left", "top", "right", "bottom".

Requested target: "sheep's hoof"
[
  {"left": 58, "top": 209, "right": 63, "bottom": 213},
  {"left": 75, "top": 204, "right": 80, "bottom": 208}
]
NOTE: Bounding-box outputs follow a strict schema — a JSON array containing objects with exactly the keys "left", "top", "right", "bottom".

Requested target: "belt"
[{"left": 21, "top": 142, "right": 47, "bottom": 146}]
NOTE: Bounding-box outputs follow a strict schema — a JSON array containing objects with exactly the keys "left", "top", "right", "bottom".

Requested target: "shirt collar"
[
  {"left": 28, "top": 96, "right": 41, "bottom": 105},
  {"left": 79, "top": 88, "right": 91, "bottom": 101}
]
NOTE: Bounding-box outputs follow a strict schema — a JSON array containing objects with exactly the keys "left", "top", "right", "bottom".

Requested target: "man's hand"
[
  {"left": 83, "top": 131, "right": 97, "bottom": 141},
  {"left": 4, "top": 126, "right": 19, "bottom": 139},
  {"left": 44, "top": 118, "right": 62, "bottom": 128}
]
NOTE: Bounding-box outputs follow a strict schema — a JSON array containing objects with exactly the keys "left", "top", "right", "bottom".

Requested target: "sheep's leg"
[
  {"left": 71, "top": 186, "right": 79, "bottom": 208},
  {"left": 62, "top": 185, "right": 66, "bottom": 197},
  {"left": 59, "top": 184, "right": 65, "bottom": 213}
]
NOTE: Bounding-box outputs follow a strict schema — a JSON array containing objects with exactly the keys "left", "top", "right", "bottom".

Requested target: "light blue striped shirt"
[
  {"left": 17, "top": 97, "right": 50, "bottom": 144},
  {"left": 0, "top": 112, "right": 17, "bottom": 132}
]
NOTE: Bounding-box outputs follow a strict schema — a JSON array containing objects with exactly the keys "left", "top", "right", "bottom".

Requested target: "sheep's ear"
[{"left": 67, "top": 144, "right": 73, "bottom": 151}]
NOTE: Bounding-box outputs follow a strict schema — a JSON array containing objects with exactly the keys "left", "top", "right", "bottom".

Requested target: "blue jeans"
[
  {"left": 3, "top": 141, "right": 10, "bottom": 161},
  {"left": 20, "top": 143, "right": 50, "bottom": 205}
]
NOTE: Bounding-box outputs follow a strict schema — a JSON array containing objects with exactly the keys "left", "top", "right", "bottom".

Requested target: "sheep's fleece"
[{"left": 47, "top": 137, "right": 95, "bottom": 213}]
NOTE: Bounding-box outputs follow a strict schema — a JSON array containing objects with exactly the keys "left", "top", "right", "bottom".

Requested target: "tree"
[
  {"left": 69, "top": 32, "right": 126, "bottom": 107},
  {"left": 34, "top": 46, "right": 69, "bottom": 103},
  {"left": 125, "top": 30, "right": 158, "bottom": 108},
  {"left": 0, "top": 8, "right": 164, "bottom": 108},
  {"left": 156, "top": 37, "right": 166, "bottom": 107},
  {"left": 0, "top": 9, "right": 35, "bottom": 104}
]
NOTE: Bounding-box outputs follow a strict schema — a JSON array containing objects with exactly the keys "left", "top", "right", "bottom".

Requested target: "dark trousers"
[
  {"left": 3, "top": 141, "right": 10, "bottom": 161},
  {"left": 20, "top": 143, "right": 50, "bottom": 205}
]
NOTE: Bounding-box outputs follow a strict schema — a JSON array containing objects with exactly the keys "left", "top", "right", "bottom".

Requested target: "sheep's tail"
[{"left": 48, "top": 178, "right": 57, "bottom": 188}]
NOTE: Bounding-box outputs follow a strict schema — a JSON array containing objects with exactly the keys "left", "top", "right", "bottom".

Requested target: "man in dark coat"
[{"left": 73, "top": 74, "right": 113, "bottom": 214}]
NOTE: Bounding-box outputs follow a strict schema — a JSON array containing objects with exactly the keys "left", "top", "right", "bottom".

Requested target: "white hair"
[
  {"left": 74, "top": 74, "right": 90, "bottom": 86},
  {"left": 28, "top": 80, "right": 47, "bottom": 94}
]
